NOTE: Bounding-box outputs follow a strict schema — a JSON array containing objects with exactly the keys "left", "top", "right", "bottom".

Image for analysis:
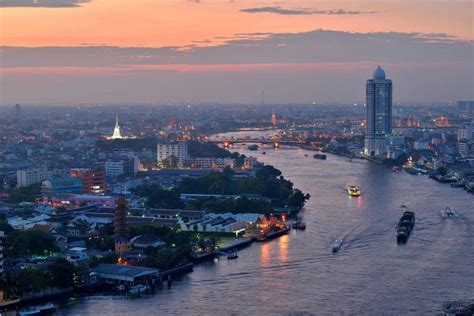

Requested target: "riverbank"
[{"left": 48, "top": 145, "right": 474, "bottom": 315}]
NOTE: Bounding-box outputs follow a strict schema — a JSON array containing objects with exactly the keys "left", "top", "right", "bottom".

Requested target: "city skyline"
[{"left": 1, "top": 1, "right": 473, "bottom": 105}]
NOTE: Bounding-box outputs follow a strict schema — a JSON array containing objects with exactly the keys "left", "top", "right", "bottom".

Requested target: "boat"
[
  {"left": 115, "top": 284, "right": 126, "bottom": 292},
  {"left": 291, "top": 221, "right": 306, "bottom": 230},
  {"left": 227, "top": 252, "right": 238, "bottom": 260},
  {"left": 128, "top": 284, "right": 149, "bottom": 295},
  {"left": 247, "top": 144, "right": 258, "bottom": 151},
  {"left": 444, "top": 207, "right": 454, "bottom": 217},
  {"left": 19, "top": 303, "right": 57, "bottom": 316},
  {"left": 397, "top": 206, "right": 415, "bottom": 243},
  {"left": 332, "top": 240, "right": 342, "bottom": 253},
  {"left": 256, "top": 226, "right": 290, "bottom": 242},
  {"left": 313, "top": 153, "right": 327, "bottom": 160},
  {"left": 347, "top": 185, "right": 361, "bottom": 197}
]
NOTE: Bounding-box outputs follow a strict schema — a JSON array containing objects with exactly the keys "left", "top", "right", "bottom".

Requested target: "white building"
[
  {"left": 66, "top": 247, "right": 89, "bottom": 263},
  {"left": 17, "top": 169, "right": 52, "bottom": 187},
  {"left": 105, "top": 157, "right": 139, "bottom": 177},
  {"left": 364, "top": 66, "right": 393, "bottom": 156},
  {"left": 243, "top": 157, "right": 258, "bottom": 170},
  {"left": 458, "top": 123, "right": 474, "bottom": 141},
  {"left": 157, "top": 142, "right": 188, "bottom": 167}
]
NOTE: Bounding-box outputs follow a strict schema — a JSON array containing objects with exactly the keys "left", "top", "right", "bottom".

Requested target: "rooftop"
[{"left": 92, "top": 264, "right": 159, "bottom": 278}]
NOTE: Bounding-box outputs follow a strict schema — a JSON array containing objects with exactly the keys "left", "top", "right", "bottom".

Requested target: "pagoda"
[
  {"left": 110, "top": 115, "right": 123, "bottom": 140},
  {"left": 114, "top": 196, "right": 131, "bottom": 256}
]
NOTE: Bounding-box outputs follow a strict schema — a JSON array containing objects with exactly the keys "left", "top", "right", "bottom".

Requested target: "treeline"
[
  {"left": 132, "top": 165, "right": 310, "bottom": 213},
  {"left": 2, "top": 258, "right": 78, "bottom": 298},
  {"left": 3, "top": 183, "right": 41, "bottom": 203}
]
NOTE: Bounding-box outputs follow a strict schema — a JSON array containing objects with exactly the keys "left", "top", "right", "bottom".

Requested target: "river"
[{"left": 56, "top": 141, "right": 473, "bottom": 315}]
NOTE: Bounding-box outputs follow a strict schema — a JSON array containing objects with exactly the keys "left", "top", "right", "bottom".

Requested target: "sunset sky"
[{"left": 0, "top": 0, "right": 473, "bottom": 104}]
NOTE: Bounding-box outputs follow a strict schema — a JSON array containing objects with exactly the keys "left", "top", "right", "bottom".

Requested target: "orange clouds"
[{"left": 1, "top": 0, "right": 472, "bottom": 48}]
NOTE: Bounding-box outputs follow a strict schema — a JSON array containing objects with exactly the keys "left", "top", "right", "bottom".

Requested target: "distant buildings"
[
  {"left": 157, "top": 142, "right": 188, "bottom": 168},
  {"left": 457, "top": 123, "right": 474, "bottom": 141},
  {"left": 0, "top": 231, "right": 4, "bottom": 277},
  {"left": 17, "top": 169, "right": 52, "bottom": 187},
  {"left": 184, "top": 157, "right": 234, "bottom": 169},
  {"left": 42, "top": 177, "right": 83, "bottom": 197},
  {"left": 70, "top": 168, "right": 106, "bottom": 194},
  {"left": 457, "top": 100, "right": 474, "bottom": 114},
  {"left": 364, "top": 66, "right": 393, "bottom": 156},
  {"left": 271, "top": 110, "right": 277, "bottom": 126},
  {"left": 105, "top": 158, "right": 139, "bottom": 178}
]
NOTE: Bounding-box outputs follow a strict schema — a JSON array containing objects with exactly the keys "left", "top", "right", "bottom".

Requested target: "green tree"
[
  {"left": 5, "top": 183, "right": 41, "bottom": 203},
  {"left": 161, "top": 155, "right": 178, "bottom": 169},
  {"left": 8, "top": 230, "right": 59, "bottom": 255},
  {"left": 48, "top": 258, "right": 77, "bottom": 288},
  {"left": 437, "top": 166, "right": 448, "bottom": 176}
]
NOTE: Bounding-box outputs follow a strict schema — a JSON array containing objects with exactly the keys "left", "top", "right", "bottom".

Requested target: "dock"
[{"left": 219, "top": 237, "right": 253, "bottom": 252}]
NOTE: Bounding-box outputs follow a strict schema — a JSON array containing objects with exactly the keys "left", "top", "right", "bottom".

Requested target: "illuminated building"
[
  {"left": 110, "top": 115, "right": 123, "bottom": 140},
  {"left": 364, "top": 66, "right": 393, "bottom": 156},
  {"left": 114, "top": 196, "right": 131, "bottom": 256},
  {"left": 271, "top": 111, "right": 277, "bottom": 126},
  {"left": 70, "top": 168, "right": 106, "bottom": 194},
  {"left": 434, "top": 116, "right": 449, "bottom": 127}
]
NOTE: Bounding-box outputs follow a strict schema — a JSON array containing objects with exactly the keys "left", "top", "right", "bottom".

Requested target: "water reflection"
[
  {"left": 277, "top": 234, "right": 289, "bottom": 263},
  {"left": 259, "top": 241, "right": 271, "bottom": 267}
]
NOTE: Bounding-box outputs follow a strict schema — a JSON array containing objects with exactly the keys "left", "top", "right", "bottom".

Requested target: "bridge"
[{"left": 208, "top": 138, "right": 306, "bottom": 146}]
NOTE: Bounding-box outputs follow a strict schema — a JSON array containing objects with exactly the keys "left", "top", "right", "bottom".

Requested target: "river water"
[{"left": 57, "top": 143, "right": 473, "bottom": 315}]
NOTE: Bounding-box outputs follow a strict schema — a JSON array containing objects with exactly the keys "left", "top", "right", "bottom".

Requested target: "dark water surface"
[{"left": 57, "top": 145, "right": 473, "bottom": 315}]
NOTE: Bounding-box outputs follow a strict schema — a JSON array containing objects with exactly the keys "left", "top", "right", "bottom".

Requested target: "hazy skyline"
[{"left": 0, "top": 0, "right": 473, "bottom": 105}]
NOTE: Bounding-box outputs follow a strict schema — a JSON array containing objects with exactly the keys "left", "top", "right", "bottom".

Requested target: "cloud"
[
  {"left": 1, "top": 30, "right": 471, "bottom": 68},
  {"left": 240, "top": 6, "right": 377, "bottom": 15},
  {"left": 0, "top": 0, "right": 90, "bottom": 8},
  {"left": 1, "top": 30, "right": 472, "bottom": 104}
]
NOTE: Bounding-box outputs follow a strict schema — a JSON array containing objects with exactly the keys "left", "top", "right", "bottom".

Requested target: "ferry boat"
[
  {"left": 292, "top": 221, "right": 306, "bottom": 230},
  {"left": 347, "top": 185, "right": 361, "bottom": 197},
  {"left": 397, "top": 206, "right": 415, "bottom": 243},
  {"left": 313, "top": 153, "right": 327, "bottom": 160},
  {"left": 128, "top": 284, "right": 149, "bottom": 295},
  {"left": 332, "top": 240, "right": 342, "bottom": 253},
  {"left": 19, "top": 303, "right": 57, "bottom": 316}
]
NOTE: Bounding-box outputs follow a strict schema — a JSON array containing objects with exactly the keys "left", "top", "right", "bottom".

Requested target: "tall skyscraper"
[{"left": 364, "top": 66, "right": 393, "bottom": 156}]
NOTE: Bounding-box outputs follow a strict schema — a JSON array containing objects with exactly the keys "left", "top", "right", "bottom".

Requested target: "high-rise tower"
[{"left": 364, "top": 66, "right": 392, "bottom": 156}]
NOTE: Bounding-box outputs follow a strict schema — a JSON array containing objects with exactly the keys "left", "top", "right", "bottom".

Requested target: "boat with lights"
[{"left": 347, "top": 185, "right": 361, "bottom": 197}]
